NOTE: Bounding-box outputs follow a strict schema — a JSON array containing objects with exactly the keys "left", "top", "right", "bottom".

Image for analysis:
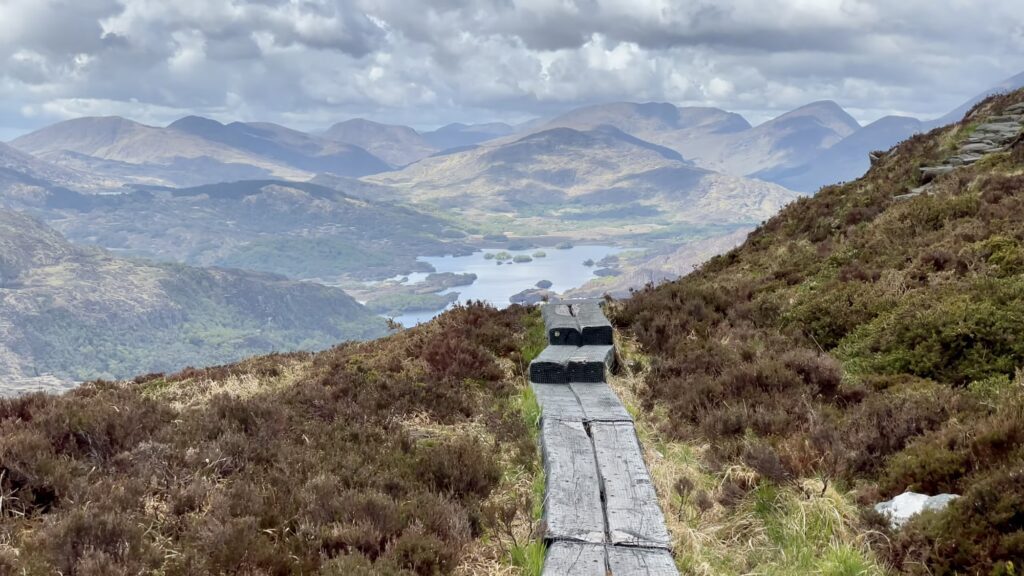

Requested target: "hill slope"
[
  {"left": 538, "top": 100, "right": 859, "bottom": 177},
  {"left": 322, "top": 118, "right": 436, "bottom": 166},
  {"left": 367, "top": 125, "right": 798, "bottom": 229},
  {"left": 0, "top": 304, "right": 540, "bottom": 575},
  {"left": 1, "top": 179, "right": 460, "bottom": 282},
  {"left": 0, "top": 210, "right": 389, "bottom": 388},
  {"left": 613, "top": 90, "right": 1024, "bottom": 574}
]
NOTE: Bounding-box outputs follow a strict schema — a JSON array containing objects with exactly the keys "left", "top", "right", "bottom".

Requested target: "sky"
[{"left": 2, "top": 0, "right": 1023, "bottom": 140}]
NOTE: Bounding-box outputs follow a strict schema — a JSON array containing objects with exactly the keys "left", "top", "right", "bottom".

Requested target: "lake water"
[{"left": 390, "top": 245, "right": 620, "bottom": 326}]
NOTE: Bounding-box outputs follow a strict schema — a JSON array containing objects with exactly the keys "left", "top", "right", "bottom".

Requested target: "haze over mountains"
[{"left": 0, "top": 210, "right": 387, "bottom": 390}]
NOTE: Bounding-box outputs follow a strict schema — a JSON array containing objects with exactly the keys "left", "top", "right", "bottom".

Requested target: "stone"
[
  {"left": 959, "top": 142, "right": 1003, "bottom": 154},
  {"left": 536, "top": 279, "right": 553, "bottom": 289},
  {"left": 919, "top": 165, "right": 954, "bottom": 181},
  {"left": 874, "top": 492, "right": 960, "bottom": 528}
]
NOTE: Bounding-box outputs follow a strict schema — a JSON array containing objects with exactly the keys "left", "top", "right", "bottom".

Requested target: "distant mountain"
[
  {"left": 421, "top": 122, "right": 516, "bottom": 150},
  {"left": 676, "top": 100, "right": 861, "bottom": 176},
  {"left": 10, "top": 116, "right": 389, "bottom": 187},
  {"left": 0, "top": 210, "right": 388, "bottom": 390},
  {"left": 543, "top": 101, "right": 751, "bottom": 136},
  {"left": 537, "top": 100, "right": 858, "bottom": 178},
  {"left": 367, "top": 125, "right": 798, "bottom": 224},
  {"left": 322, "top": 119, "right": 436, "bottom": 166},
  {"left": 928, "top": 70, "right": 1024, "bottom": 128},
  {"left": 752, "top": 71, "right": 1024, "bottom": 192},
  {"left": 1, "top": 179, "right": 462, "bottom": 282},
  {"left": 755, "top": 115, "right": 924, "bottom": 192},
  {"left": 0, "top": 141, "right": 115, "bottom": 193}
]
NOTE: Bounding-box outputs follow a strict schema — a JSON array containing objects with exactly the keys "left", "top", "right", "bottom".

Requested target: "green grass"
[{"left": 510, "top": 541, "right": 546, "bottom": 576}]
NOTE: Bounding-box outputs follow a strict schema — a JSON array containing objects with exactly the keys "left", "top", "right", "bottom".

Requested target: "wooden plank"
[
  {"left": 572, "top": 382, "right": 632, "bottom": 422},
  {"left": 568, "top": 345, "right": 615, "bottom": 383},
  {"left": 540, "top": 419, "right": 606, "bottom": 544},
  {"left": 542, "top": 541, "right": 606, "bottom": 576},
  {"left": 531, "top": 382, "right": 584, "bottom": 422},
  {"left": 530, "top": 346, "right": 576, "bottom": 384},
  {"left": 591, "top": 422, "right": 672, "bottom": 549},
  {"left": 542, "top": 303, "right": 581, "bottom": 346},
  {"left": 606, "top": 546, "right": 679, "bottom": 576},
  {"left": 572, "top": 301, "right": 614, "bottom": 346}
]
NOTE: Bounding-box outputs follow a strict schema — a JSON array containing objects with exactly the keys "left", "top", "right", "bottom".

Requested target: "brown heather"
[
  {"left": 0, "top": 303, "right": 536, "bottom": 576},
  {"left": 612, "top": 89, "right": 1024, "bottom": 575}
]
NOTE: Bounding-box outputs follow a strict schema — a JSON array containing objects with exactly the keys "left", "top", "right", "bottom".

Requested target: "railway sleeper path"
[{"left": 530, "top": 300, "right": 678, "bottom": 576}]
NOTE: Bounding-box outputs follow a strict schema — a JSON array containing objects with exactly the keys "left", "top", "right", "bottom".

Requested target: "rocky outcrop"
[{"left": 901, "top": 102, "right": 1024, "bottom": 199}]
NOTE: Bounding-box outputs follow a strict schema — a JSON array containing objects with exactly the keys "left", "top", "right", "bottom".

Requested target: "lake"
[{"left": 390, "top": 245, "right": 620, "bottom": 326}]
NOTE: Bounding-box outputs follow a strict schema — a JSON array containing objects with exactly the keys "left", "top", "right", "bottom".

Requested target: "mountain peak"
[
  {"left": 168, "top": 115, "right": 225, "bottom": 132},
  {"left": 769, "top": 100, "right": 860, "bottom": 136}
]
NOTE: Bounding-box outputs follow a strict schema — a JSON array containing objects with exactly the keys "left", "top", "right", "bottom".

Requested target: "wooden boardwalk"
[{"left": 530, "top": 301, "right": 678, "bottom": 576}]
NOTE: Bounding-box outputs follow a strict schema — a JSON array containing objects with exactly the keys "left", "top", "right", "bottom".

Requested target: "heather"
[
  {"left": 0, "top": 303, "right": 539, "bottom": 576},
  {"left": 613, "top": 90, "right": 1024, "bottom": 574}
]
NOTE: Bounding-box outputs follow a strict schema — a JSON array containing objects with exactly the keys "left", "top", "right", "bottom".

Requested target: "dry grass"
[{"left": 609, "top": 328, "right": 889, "bottom": 575}]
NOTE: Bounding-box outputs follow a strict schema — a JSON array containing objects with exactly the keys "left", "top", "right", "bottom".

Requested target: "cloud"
[{"left": 1, "top": 0, "right": 1022, "bottom": 136}]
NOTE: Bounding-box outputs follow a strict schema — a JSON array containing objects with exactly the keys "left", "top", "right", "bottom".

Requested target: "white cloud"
[{"left": 0, "top": 0, "right": 1022, "bottom": 136}]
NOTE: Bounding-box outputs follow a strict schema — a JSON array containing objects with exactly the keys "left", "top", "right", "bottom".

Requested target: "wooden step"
[
  {"left": 540, "top": 419, "right": 606, "bottom": 543},
  {"left": 591, "top": 422, "right": 673, "bottom": 549},
  {"left": 541, "top": 542, "right": 606, "bottom": 576},
  {"left": 606, "top": 546, "right": 679, "bottom": 575}
]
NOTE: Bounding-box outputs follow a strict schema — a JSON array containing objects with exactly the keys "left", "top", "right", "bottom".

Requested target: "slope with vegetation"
[
  {"left": 612, "top": 90, "right": 1024, "bottom": 574},
  {"left": 0, "top": 211, "right": 388, "bottom": 387},
  {"left": 0, "top": 304, "right": 547, "bottom": 575},
  {"left": 1, "top": 179, "right": 461, "bottom": 282}
]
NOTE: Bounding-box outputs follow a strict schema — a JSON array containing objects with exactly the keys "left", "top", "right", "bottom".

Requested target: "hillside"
[
  {"left": 0, "top": 211, "right": 388, "bottom": 388},
  {"left": 0, "top": 304, "right": 542, "bottom": 575},
  {"left": 322, "top": 118, "right": 436, "bottom": 166},
  {"left": 367, "top": 125, "right": 798, "bottom": 231},
  {"left": 0, "top": 179, "right": 460, "bottom": 282},
  {"left": 612, "top": 90, "right": 1024, "bottom": 573},
  {"left": 539, "top": 100, "right": 859, "bottom": 177},
  {"left": 9, "top": 116, "right": 390, "bottom": 187}
]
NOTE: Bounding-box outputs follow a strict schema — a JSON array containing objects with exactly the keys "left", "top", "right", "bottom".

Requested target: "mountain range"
[
  {"left": 9, "top": 71, "right": 1022, "bottom": 199},
  {"left": 0, "top": 210, "right": 387, "bottom": 391}
]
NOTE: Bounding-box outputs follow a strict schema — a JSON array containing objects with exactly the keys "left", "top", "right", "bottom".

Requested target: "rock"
[
  {"left": 536, "top": 279, "right": 553, "bottom": 289},
  {"left": 875, "top": 492, "right": 959, "bottom": 528},
  {"left": 919, "top": 165, "right": 954, "bottom": 182},
  {"left": 583, "top": 259, "right": 595, "bottom": 267},
  {"left": 513, "top": 255, "right": 533, "bottom": 263},
  {"left": 555, "top": 241, "right": 573, "bottom": 249},
  {"left": 959, "top": 142, "right": 1003, "bottom": 154},
  {"left": 1005, "top": 102, "right": 1024, "bottom": 114},
  {"left": 949, "top": 154, "right": 984, "bottom": 166},
  {"left": 593, "top": 267, "right": 621, "bottom": 277},
  {"left": 510, "top": 288, "right": 555, "bottom": 305}
]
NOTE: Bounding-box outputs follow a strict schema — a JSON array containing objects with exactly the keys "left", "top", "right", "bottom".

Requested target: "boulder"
[
  {"left": 875, "top": 492, "right": 959, "bottom": 528},
  {"left": 536, "top": 279, "right": 553, "bottom": 289}
]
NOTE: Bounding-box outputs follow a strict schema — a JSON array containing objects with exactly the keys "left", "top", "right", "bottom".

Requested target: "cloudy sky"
[{"left": 1, "top": 0, "right": 1023, "bottom": 139}]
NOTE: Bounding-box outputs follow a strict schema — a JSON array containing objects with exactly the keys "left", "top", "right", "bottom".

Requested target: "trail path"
[{"left": 531, "top": 301, "right": 677, "bottom": 575}]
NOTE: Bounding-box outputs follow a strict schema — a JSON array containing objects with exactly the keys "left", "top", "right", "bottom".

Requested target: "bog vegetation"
[
  {"left": 0, "top": 303, "right": 541, "bottom": 576},
  {"left": 612, "top": 90, "right": 1024, "bottom": 575}
]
